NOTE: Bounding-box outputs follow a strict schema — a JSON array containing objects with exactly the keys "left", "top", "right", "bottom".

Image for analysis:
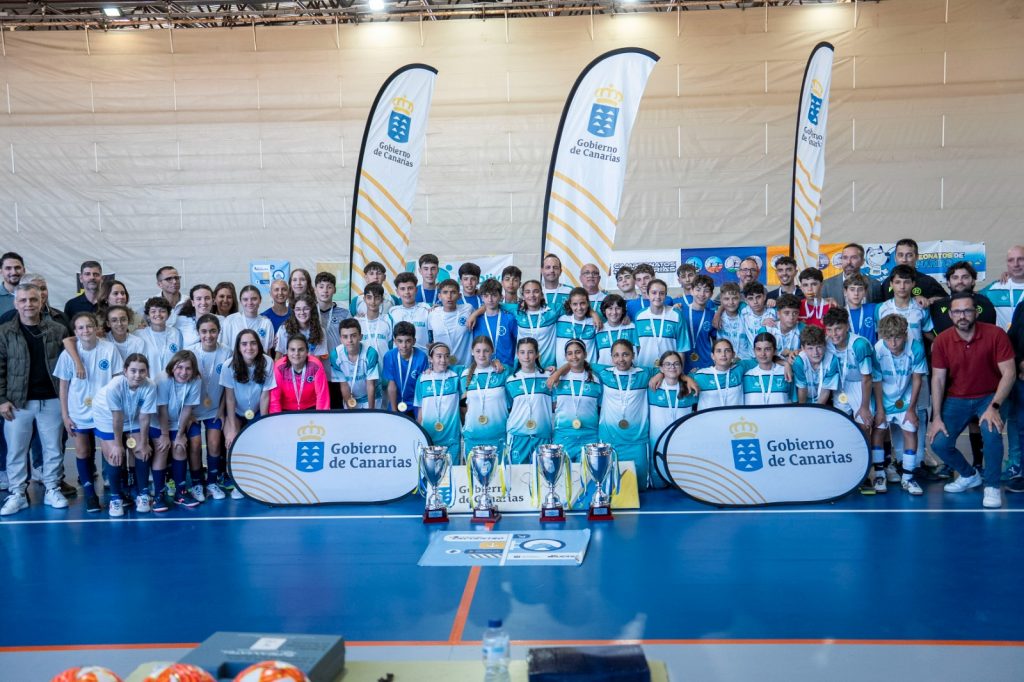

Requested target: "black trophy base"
[
  {"left": 588, "top": 504, "right": 614, "bottom": 521},
  {"left": 540, "top": 504, "right": 566, "bottom": 523},
  {"left": 470, "top": 507, "right": 500, "bottom": 523},
  {"left": 423, "top": 507, "right": 449, "bottom": 524}
]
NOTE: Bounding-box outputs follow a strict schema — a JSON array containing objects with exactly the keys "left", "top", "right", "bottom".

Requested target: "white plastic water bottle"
[{"left": 482, "top": 618, "right": 510, "bottom": 682}]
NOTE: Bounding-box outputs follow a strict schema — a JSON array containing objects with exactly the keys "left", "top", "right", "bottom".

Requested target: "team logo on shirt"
[
  {"left": 215, "top": 363, "right": 223, "bottom": 374},
  {"left": 730, "top": 417, "right": 763, "bottom": 472},
  {"left": 295, "top": 421, "right": 326, "bottom": 473},
  {"left": 98, "top": 359, "right": 110, "bottom": 370},
  {"left": 588, "top": 85, "right": 622, "bottom": 138},
  {"left": 258, "top": 329, "right": 267, "bottom": 338},
  {"left": 388, "top": 96, "right": 414, "bottom": 144},
  {"left": 169, "top": 344, "right": 179, "bottom": 352}
]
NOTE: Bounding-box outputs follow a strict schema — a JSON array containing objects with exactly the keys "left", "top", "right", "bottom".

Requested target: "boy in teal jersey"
[
  {"left": 760, "top": 293, "right": 802, "bottom": 359},
  {"left": 331, "top": 318, "right": 379, "bottom": 409},
  {"left": 792, "top": 325, "right": 839, "bottom": 405},
  {"left": 712, "top": 283, "right": 750, "bottom": 359}
]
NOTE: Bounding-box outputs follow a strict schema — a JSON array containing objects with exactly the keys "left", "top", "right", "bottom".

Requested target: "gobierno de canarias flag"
[
  {"left": 789, "top": 42, "right": 835, "bottom": 271},
  {"left": 541, "top": 48, "right": 659, "bottom": 286},
  {"left": 348, "top": 64, "right": 437, "bottom": 302}
]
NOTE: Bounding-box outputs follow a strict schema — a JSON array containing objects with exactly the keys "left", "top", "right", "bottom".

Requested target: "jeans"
[
  {"left": 2, "top": 399, "right": 64, "bottom": 495},
  {"left": 931, "top": 394, "right": 1006, "bottom": 488}
]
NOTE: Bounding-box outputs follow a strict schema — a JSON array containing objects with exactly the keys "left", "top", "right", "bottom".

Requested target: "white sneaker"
[
  {"left": 886, "top": 463, "right": 901, "bottom": 483},
  {"left": 190, "top": 484, "right": 206, "bottom": 503},
  {"left": 901, "top": 478, "right": 924, "bottom": 496},
  {"left": 983, "top": 486, "right": 1002, "bottom": 509},
  {"left": 944, "top": 471, "right": 982, "bottom": 493},
  {"left": 135, "top": 494, "right": 152, "bottom": 514},
  {"left": 205, "top": 482, "right": 226, "bottom": 500},
  {"left": 43, "top": 487, "right": 69, "bottom": 509},
  {"left": 873, "top": 474, "right": 887, "bottom": 493},
  {"left": 1, "top": 493, "right": 28, "bottom": 516},
  {"left": 230, "top": 486, "right": 244, "bottom": 500},
  {"left": 108, "top": 499, "right": 124, "bottom": 517}
]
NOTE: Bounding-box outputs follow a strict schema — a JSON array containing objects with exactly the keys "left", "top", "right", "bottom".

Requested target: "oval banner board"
[
  {"left": 228, "top": 410, "right": 427, "bottom": 505},
  {"left": 658, "top": 405, "right": 869, "bottom": 506}
]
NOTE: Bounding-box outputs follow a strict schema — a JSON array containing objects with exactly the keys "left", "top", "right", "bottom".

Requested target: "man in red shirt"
[{"left": 927, "top": 292, "right": 1016, "bottom": 508}]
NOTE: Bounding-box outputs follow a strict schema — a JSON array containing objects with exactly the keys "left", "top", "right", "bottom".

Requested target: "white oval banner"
[
  {"left": 229, "top": 411, "right": 426, "bottom": 505},
  {"left": 658, "top": 405, "right": 869, "bottom": 506}
]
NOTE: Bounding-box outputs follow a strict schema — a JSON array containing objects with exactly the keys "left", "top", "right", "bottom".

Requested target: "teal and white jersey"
[
  {"left": 108, "top": 333, "right": 147, "bottom": 364},
  {"left": 156, "top": 376, "right": 202, "bottom": 428},
  {"left": 553, "top": 370, "right": 603, "bottom": 434},
  {"left": 760, "top": 323, "right": 802, "bottom": 355},
  {"left": 188, "top": 343, "right": 232, "bottom": 421},
  {"left": 329, "top": 343, "right": 381, "bottom": 405},
  {"left": 554, "top": 315, "right": 598, "bottom": 366},
  {"left": 415, "top": 368, "right": 463, "bottom": 445},
  {"left": 979, "top": 280, "right": 1024, "bottom": 329},
  {"left": 516, "top": 307, "right": 561, "bottom": 370},
  {"left": 742, "top": 364, "right": 793, "bottom": 405},
  {"left": 133, "top": 326, "right": 184, "bottom": 380},
  {"left": 220, "top": 313, "right": 274, "bottom": 352},
  {"left": 53, "top": 340, "right": 121, "bottom": 429},
  {"left": 826, "top": 333, "right": 875, "bottom": 414},
  {"left": 357, "top": 315, "right": 393, "bottom": 365},
  {"left": 875, "top": 299, "right": 934, "bottom": 343},
  {"left": 634, "top": 308, "right": 692, "bottom": 369},
  {"left": 595, "top": 365, "right": 655, "bottom": 439},
  {"left": 543, "top": 283, "right": 574, "bottom": 310},
  {"left": 588, "top": 290, "right": 607, "bottom": 314},
  {"left": 91, "top": 375, "right": 158, "bottom": 434},
  {"left": 460, "top": 365, "right": 512, "bottom": 443},
  {"left": 740, "top": 306, "right": 778, "bottom": 351},
  {"left": 648, "top": 383, "right": 697, "bottom": 452},
  {"left": 792, "top": 352, "right": 840, "bottom": 403},
  {"left": 595, "top": 323, "right": 638, "bottom": 365},
  {"left": 388, "top": 303, "right": 431, "bottom": 351},
  {"left": 218, "top": 354, "right": 276, "bottom": 417},
  {"left": 691, "top": 360, "right": 754, "bottom": 410},
  {"left": 717, "top": 311, "right": 751, "bottom": 359},
  {"left": 873, "top": 339, "right": 928, "bottom": 414},
  {"left": 505, "top": 369, "right": 554, "bottom": 438},
  {"left": 428, "top": 303, "right": 475, "bottom": 367}
]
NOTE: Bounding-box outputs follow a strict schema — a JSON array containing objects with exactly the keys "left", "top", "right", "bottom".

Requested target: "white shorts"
[{"left": 875, "top": 409, "right": 918, "bottom": 433}]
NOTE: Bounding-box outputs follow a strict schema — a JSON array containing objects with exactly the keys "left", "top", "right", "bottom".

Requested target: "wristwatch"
[{"left": 991, "top": 401, "right": 1001, "bottom": 411}]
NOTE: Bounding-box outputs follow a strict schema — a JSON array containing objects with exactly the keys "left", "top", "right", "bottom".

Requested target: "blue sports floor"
[{"left": 2, "top": 472, "right": 1024, "bottom": 680}]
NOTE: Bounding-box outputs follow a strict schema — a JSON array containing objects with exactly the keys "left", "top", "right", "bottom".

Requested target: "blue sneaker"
[
  {"left": 1002, "top": 464, "right": 1022, "bottom": 483},
  {"left": 1006, "top": 477, "right": 1024, "bottom": 494},
  {"left": 152, "top": 490, "right": 170, "bottom": 513},
  {"left": 174, "top": 487, "right": 200, "bottom": 508}
]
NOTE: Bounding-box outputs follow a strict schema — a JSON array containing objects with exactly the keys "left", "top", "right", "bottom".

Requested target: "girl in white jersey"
[
  {"left": 460, "top": 336, "right": 512, "bottom": 458},
  {"left": 505, "top": 337, "right": 554, "bottom": 464},
  {"left": 188, "top": 314, "right": 233, "bottom": 501},
  {"left": 515, "top": 280, "right": 561, "bottom": 372},
  {"left": 133, "top": 296, "right": 184, "bottom": 381},
  {"left": 594, "top": 339, "right": 656, "bottom": 490},
  {"left": 274, "top": 293, "right": 329, "bottom": 362},
  {"left": 176, "top": 284, "right": 221, "bottom": 349},
  {"left": 220, "top": 285, "right": 275, "bottom": 351},
  {"left": 220, "top": 329, "right": 276, "bottom": 498},
  {"left": 648, "top": 350, "right": 698, "bottom": 486},
  {"left": 551, "top": 339, "right": 602, "bottom": 461},
  {"left": 150, "top": 350, "right": 202, "bottom": 511},
  {"left": 595, "top": 294, "right": 638, "bottom": 365},
  {"left": 415, "top": 342, "right": 464, "bottom": 460},
  {"left": 690, "top": 339, "right": 756, "bottom": 410},
  {"left": 742, "top": 333, "right": 794, "bottom": 406},
  {"left": 555, "top": 288, "right": 599, "bottom": 366}
]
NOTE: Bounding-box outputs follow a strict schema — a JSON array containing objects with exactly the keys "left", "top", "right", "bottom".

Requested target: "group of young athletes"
[{"left": 28, "top": 240, "right": 1024, "bottom": 517}]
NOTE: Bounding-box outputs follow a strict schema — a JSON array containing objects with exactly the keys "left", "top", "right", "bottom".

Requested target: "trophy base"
[
  {"left": 588, "top": 505, "right": 614, "bottom": 521},
  {"left": 540, "top": 505, "right": 566, "bottom": 523},
  {"left": 470, "top": 508, "right": 500, "bottom": 523},
  {"left": 422, "top": 508, "right": 449, "bottom": 524}
]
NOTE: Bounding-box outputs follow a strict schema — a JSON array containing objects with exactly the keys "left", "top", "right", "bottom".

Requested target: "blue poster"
[
  {"left": 418, "top": 530, "right": 591, "bottom": 567},
  {"left": 679, "top": 246, "right": 767, "bottom": 288},
  {"left": 250, "top": 260, "right": 290, "bottom": 297}
]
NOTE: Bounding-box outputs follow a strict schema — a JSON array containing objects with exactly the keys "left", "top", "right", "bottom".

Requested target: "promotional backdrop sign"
[
  {"left": 541, "top": 47, "right": 659, "bottom": 287},
  {"left": 229, "top": 411, "right": 426, "bottom": 505},
  {"left": 680, "top": 246, "right": 767, "bottom": 288},
  {"left": 604, "top": 249, "right": 681, "bottom": 291},
  {"left": 405, "top": 254, "right": 514, "bottom": 284},
  {"left": 348, "top": 64, "right": 438, "bottom": 302},
  {"left": 790, "top": 42, "right": 834, "bottom": 271},
  {"left": 765, "top": 243, "right": 843, "bottom": 287},
  {"left": 418, "top": 530, "right": 591, "bottom": 567},
  {"left": 659, "top": 405, "right": 869, "bottom": 506},
  {"left": 860, "top": 240, "right": 986, "bottom": 284},
  {"left": 249, "top": 260, "right": 290, "bottom": 297}
]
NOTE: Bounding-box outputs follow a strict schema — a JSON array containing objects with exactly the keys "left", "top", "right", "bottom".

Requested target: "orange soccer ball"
[
  {"left": 233, "top": 660, "right": 310, "bottom": 682},
  {"left": 50, "top": 667, "right": 123, "bottom": 682},
  {"left": 142, "top": 663, "right": 215, "bottom": 682}
]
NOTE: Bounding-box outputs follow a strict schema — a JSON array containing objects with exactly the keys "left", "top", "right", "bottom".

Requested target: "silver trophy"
[
  {"left": 469, "top": 445, "right": 500, "bottom": 522},
  {"left": 584, "top": 442, "right": 617, "bottom": 521},
  {"left": 536, "top": 444, "right": 569, "bottom": 522},
  {"left": 418, "top": 444, "right": 451, "bottom": 524}
]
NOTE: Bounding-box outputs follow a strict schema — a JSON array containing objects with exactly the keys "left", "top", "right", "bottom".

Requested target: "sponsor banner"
[
  {"left": 679, "top": 246, "right": 767, "bottom": 288},
  {"left": 249, "top": 260, "right": 290, "bottom": 297},
  {"left": 790, "top": 42, "right": 834, "bottom": 271},
  {"left": 604, "top": 249, "right": 681, "bottom": 291},
  {"left": 349, "top": 64, "right": 438, "bottom": 300},
  {"left": 418, "top": 530, "right": 591, "bottom": 567},
  {"left": 405, "top": 254, "right": 514, "bottom": 284},
  {"left": 435, "top": 462, "right": 639, "bottom": 513},
  {"left": 542, "top": 48, "right": 659, "bottom": 287},
  {"left": 765, "top": 243, "right": 843, "bottom": 287},
  {"left": 860, "top": 240, "right": 986, "bottom": 284},
  {"left": 229, "top": 411, "right": 426, "bottom": 505},
  {"left": 659, "top": 404, "right": 869, "bottom": 506}
]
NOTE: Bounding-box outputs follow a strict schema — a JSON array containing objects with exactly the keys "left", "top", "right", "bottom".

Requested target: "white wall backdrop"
[{"left": 0, "top": 0, "right": 1022, "bottom": 303}]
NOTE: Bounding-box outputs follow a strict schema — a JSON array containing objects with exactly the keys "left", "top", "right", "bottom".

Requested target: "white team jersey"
[
  {"left": 132, "top": 326, "right": 184, "bottom": 380},
  {"left": 274, "top": 324, "right": 330, "bottom": 358},
  {"left": 873, "top": 339, "right": 928, "bottom": 413},
  {"left": 875, "top": 299, "right": 934, "bottom": 344},
  {"left": 718, "top": 311, "right": 751, "bottom": 359},
  {"left": 826, "top": 333, "right": 875, "bottom": 414},
  {"left": 358, "top": 315, "right": 393, "bottom": 364},
  {"left": 742, "top": 364, "right": 792, "bottom": 406},
  {"left": 53, "top": 340, "right": 121, "bottom": 428},
  {"left": 189, "top": 343, "right": 232, "bottom": 421},
  {"left": 634, "top": 307, "right": 690, "bottom": 369},
  {"left": 740, "top": 306, "right": 778, "bottom": 351},
  {"left": 107, "top": 333, "right": 147, "bottom": 364},
  {"left": 428, "top": 304, "right": 475, "bottom": 367},
  {"left": 156, "top": 376, "right": 202, "bottom": 429},
  {"left": 691, "top": 365, "right": 745, "bottom": 410},
  {"left": 330, "top": 343, "right": 381, "bottom": 404},
  {"left": 554, "top": 315, "right": 598, "bottom": 367},
  {"left": 220, "top": 313, "right": 275, "bottom": 352},
  {"left": 506, "top": 369, "right": 554, "bottom": 437},
  {"left": 175, "top": 314, "right": 224, "bottom": 350},
  {"left": 388, "top": 304, "right": 431, "bottom": 351},
  {"left": 980, "top": 280, "right": 1024, "bottom": 330},
  {"left": 218, "top": 354, "right": 276, "bottom": 417},
  {"left": 91, "top": 375, "right": 158, "bottom": 434}
]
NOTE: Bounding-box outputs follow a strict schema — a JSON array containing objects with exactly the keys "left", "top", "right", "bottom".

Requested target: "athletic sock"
[
  {"left": 152, "top": 468, "right": 167, "bottom": 497},
  {"left": 871, "top": 448, "right": 885, "bottom": 474},
  {"left": 171, "top": 459, "right": 187, "bottom": 490},
  {"left": 134, "top": 459, "right": 151, "bottom": 495},
  {"left": 902, "top": 449, "right": 917, "bottom": 482},
  {"left": 75, "top": 459, "right": 93, "bottom": 491},
  {"left": 206, "top": 455, "right": 222, "bottom": 483},
  {"left": 102, "top": 460, "right": 122, "bottom": 500},
  {"left": 190, "top": 468, "right": 205, "bottom": 488}
]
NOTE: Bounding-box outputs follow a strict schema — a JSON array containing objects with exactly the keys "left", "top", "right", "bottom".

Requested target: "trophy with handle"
[
  {"left": 418, "top": 444, "right": 451, "bottom": 524},
  {"left": 468, "top": 444, "right": 501, "bottom": 523},
  {"left": 535, "top": 444, "right": 571, "bottom": 523},
  {"left": 583, "top": 442, "right": 618, "bottom": 521}
]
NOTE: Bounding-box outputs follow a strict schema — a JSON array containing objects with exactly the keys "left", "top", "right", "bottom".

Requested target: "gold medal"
[
  {"left": 525, "top": 419, "right": 537, "bottom": 430},
  {"left": 434, "top": 421, "right": 445, "bottom": 432},
  {"left": 126, "top": 437, "right": 137, "bottom": 449},
  {"left": 397, "top": 401, "right": 408, "bottom": 412},
  {"left": 838, "top": 392, "right": 849, "bottom": 404},
  {"left": 618, "top": 419, "right": 630, "bottom": 429},
  {"left": 347, "top": 397, "right": 358, "bottom": 408},
  {"left": 572, "top": 418, "right": 582, "bottom": 430},
  {"left": 203, "top": 398, "right": 212, "bottom": 408},
  {"left": 244, "top": 409, "right": 255, "bottom": 420},
  {"left": 895, "top": 399, "right": 904, "bottom": 409},
  {"left": 690, "top": 352, "right": 699, "bottom": 362},
  {"left": 84, "top": 397, "right": 92, "bottom": 407},
  {"left": 478, "top": 414, "right": 489, "bottom": 425}
]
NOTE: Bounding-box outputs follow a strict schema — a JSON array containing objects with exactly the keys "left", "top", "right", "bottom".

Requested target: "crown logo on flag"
[
  {"left": 729, "top": 417, "right": 758, "bottom": 439},
  {"left": 392, "top": 96, "right": 414, "bottom": 115},
  {"left": 594, "top": 85, "right": 623, "bottom": 107},
  {"left": 810, "top": 79, "right": 824, "bottom": 98},
  {"left": 297, "top": 421, "right": 326, "bottom": 441}
]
